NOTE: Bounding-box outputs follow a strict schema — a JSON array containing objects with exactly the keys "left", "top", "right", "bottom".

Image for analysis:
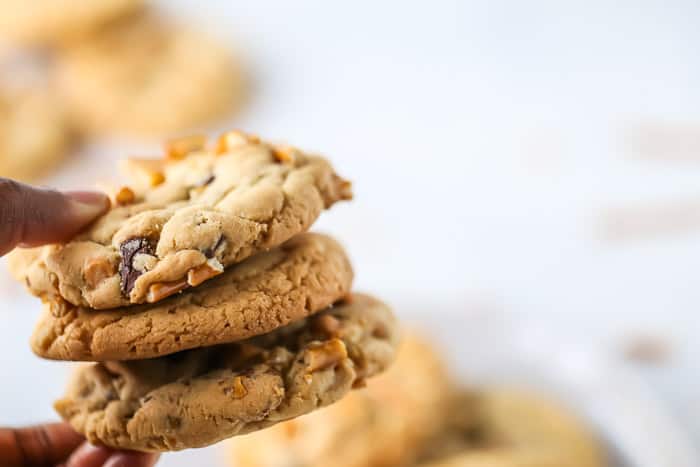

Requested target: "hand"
[
  {"left": 0, "top": 178, "right": 110, "bottom": 256},
  {"left": 0, "top": 179, "right": 160, "bottom": 466},
  {"left": 0, "top": 423, "right": 159, "bottom": 467}
]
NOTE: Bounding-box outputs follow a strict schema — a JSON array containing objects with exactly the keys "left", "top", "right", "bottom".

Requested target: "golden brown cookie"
[
  {"left": 418, "top": 390, "right": 608, "bottom": 467},
  {"left": 228, "top": 332, "right": 453, "bottom": 467},
  {"left": 30, "top": 233, "right": 354, "bottom": 361},
  {"left": 0, "top": 88, "right": 74, "bottom": 181},
  {"left": 55, "top": 294, "right": 399, "bottom": 452},
  {"left": 0, "top": 0, "right": 143, "bottom": 46},
  {"left": 52, "top": 11, "right": 244, "bottom": 136},
  {"left": 9, "top": 131, "right": 351, "bottom": 309}
]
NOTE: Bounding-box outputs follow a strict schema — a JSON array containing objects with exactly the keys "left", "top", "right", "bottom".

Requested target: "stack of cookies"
[{"left": 8, "top": 130, "right": 399, "bottom": 452}]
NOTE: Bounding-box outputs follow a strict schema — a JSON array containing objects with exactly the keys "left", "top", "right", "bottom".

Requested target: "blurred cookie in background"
[
  {"left": 0, "top": 88, "right": 74, "bottom": 181},
  {"left": 417, "top": 389, "right": 608, "bottom": 467},
  {"left": 227, "top": 332, "right": 609, "bottom": 467},
  {"left": 227, "top": 332, "right": 453, "bottom": 467},
  {"left": 52, "top": 11, "right": 245, "bottom": 137},
  {"left": 0, "top": 0, "right": 144, "bottom": 47}
]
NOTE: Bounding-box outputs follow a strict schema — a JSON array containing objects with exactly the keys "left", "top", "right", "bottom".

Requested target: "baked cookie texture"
[
  {"left": 0, "top": 0, "right": 143, "bottom": 46},
  {"left": 52, "top": 11, "right": 244, "bottom": 136},
  {"left": 229, "top": 332, "right": 452, "bottom": 467},
  {"left": 55, "top": 294, "right": 399, "bottom": 452},
  {"left": 228, "top": 341, "right": 607, "bottom": 467},
  {"left": 417, "top": 390, "right": 607, "bottom": 467},
  {"left": 30, "top": 233, "right": 353, "bottom": 361},
  {"left": 0, "top": 89, "right": 74, "bottom": 181},
  {"left": 9, "top": 132, "right": 351, "bottom": 309}
]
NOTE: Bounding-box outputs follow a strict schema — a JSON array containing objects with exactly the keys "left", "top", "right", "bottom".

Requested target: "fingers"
[
  {"left": 64, "top": 443, "right": 112, "bottom": 467},
  {"left": 0, "top": 422, "right": 84, "bottom": 467},
  {"left": 102, "top": 451, "right": 160, "bottom": 467},
  {"left": 65, "top": 442, "right": 160, "bottom": 467},
  {"left": 0, "top": 178, "right": 109, "bottom": 256}
]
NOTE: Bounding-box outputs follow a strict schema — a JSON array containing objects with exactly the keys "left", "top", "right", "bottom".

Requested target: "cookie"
[
  {"left": 418, "top": 390, "right": 607, "bottom": 467},
  {"left": 228, "top": 332, "right": 453, "bottom": 467},
  {"left": 54, "top": 293, "right": 399, "bottom": 452},
  {"left": 30, "top": 233, "right": 353, "bottom": 361},
  {"left": 0, "top": 88, "right": 74, "bottom": 181},
  {"left": 52, "top": 11, "right": 244, "bottom": 136},
  {"left": 8, "top": 131, "right": 352, "bottom": 309},
  {"left": 0, "top": 0, "right": 143, "bottom": 46}
]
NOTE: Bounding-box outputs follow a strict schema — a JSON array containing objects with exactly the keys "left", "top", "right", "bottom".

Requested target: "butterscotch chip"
[
  {"left": 122, "top": 158, "right": 166, "bottom": 187},
  {"left": 226, "top": 376, "right": 248, "bottom": 399},
  {"left": 146, "top": 278, "right": 188, "bottom": 303},
  {"left": 30, "top": 234, "right": 354, "bottom": 361},
  {"left": 54, "top": 294, "right": 398, "bottom": 452},
  {"left": 9, "top": 132, "right": 351, "bottom": 309},
  {"left": 187, "top": 258, "right": 224, "bottom": 287},
  {"left": 271, "top": 145, "right": 297, "bottom": 163},
  {"left": 83, "top": 258, "right": 116, "bottom": 289},
  {"left": 114, "top": 186, "right": 135, "bottom": 205},
  {"left": 165, "top": 135, "right": 207, "bottom": 161},
  {"left": 305, "top": 338, "right": 347, "bottom": 372}
]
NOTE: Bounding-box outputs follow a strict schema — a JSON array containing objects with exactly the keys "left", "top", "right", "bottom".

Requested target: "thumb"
[{"left": 0, "top": 178, "right": 109, "bottom": 256}]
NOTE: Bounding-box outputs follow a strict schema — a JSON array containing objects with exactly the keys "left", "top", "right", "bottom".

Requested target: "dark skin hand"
[{"left": 0, "top": 178, "right": 160, "bottom": 467}]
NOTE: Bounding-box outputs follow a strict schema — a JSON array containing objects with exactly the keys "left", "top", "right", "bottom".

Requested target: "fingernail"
[{"left": 65, "top": 191, "right": 109, "bottom": 219}]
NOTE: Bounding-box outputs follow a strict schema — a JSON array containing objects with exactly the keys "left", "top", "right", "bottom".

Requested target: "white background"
[{"left": 2, "top": 1, "right": 700, "bottom": 464}]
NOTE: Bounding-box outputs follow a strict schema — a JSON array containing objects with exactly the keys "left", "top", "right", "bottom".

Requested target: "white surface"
[{"left": 2, "top": 0, "right": 700, "bottom": 465}]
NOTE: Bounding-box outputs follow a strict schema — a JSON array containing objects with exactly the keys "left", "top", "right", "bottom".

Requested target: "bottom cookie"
[
  {"left": 54, "top": 293, "right": 398, "bottom": 452},
  {"left": 228, "top": 332, "right": 453, "bottom": 467}
]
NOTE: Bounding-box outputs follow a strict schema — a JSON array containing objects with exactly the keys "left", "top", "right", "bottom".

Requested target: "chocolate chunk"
[
  {"left": 195, "top": 174, "right": 215, "bottom": 187},
  {"left": 204, "top": 235, "right": 226, "bottom": 258},
  {"left": 119, "top": 238, "right": 154, "bottom": 296}
]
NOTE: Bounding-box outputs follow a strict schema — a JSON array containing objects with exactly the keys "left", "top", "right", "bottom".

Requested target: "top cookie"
[
  {"left": 0, "top": 0, "right": 143, "bottom": 46},
  {"left": 8, "top": 131, "right": 351, "bottom": 309}
]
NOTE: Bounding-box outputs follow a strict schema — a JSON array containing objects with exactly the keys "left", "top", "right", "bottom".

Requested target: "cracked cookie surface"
[
  {"left": 52, "top": 11, "right": 244, "bottom": 136},
  {"left": 54, "top": 293, "right": 398, "bottom": 452},
  {"left": 9, "top": 133, "right": 351, "bottom": 309},
  {"left": 30, "top": 233, "right": 354, "bottom": 361}
]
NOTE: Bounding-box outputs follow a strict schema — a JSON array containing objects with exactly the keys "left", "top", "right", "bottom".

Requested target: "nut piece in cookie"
[
  {"left": 55, "top": 294, "right": 399, "bottom": 452},
  {"left": 228, "top": 332, "right": 452, "bottom": 467},
  {"left": 9, "top": 131, "right": 352, "bottom": 309}
]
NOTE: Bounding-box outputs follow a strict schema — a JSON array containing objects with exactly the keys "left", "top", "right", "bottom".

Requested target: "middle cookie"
[{"left": 31, "top": 233, "right": 353, "bottom": 362}]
